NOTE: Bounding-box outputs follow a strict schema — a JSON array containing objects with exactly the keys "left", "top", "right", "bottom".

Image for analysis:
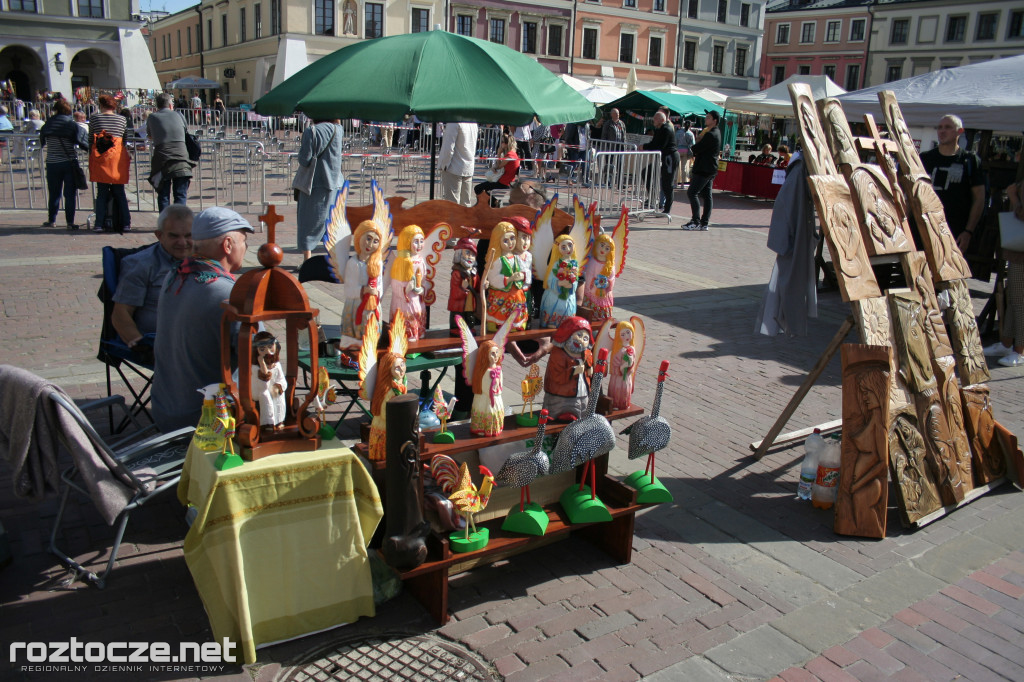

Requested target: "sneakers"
[
  {"left": 983, "top": 341, "right": 1014, "bottom": 357},
  {"left": 998, "top": 351, "right": 1024, "bottom": 367},
  {"left": 66, "top": 224, "right": 79, "bottom": 231},
  {"left": 698, "top": 222, "right": 709, "bottom": 231},
  {"left": 40, "top": 221, "right": 55, "bottom": 228},
  {"left": 683, "top": 220, "right": 709, "bottom": 231},
  {"left": 92, "top": 223, "right": 106, "bottom": 232}
]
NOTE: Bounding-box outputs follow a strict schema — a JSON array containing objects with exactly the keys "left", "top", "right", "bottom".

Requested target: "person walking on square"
[
  {"left": 920, "top": 114, "right": 985, "bottom": 253},
  {"left": 438, "top": 121, "right": 478, "bottom": 206},
  {"left": 643, "top": 112, "right": 677, "bottom": 216},
  {"left": 88, "top": 94, "right": 132, "bottom": 233},
  {"left": 295, "top": 118, "right": 345, "bottom": 262},
  {"left": 147, "top": 93, "right": 195, "bottom": 213},
  {"left": 684, "top": 110, "right": 722, "bottom": 231},
  {"left": 39, "top": 98, "right": 88, "bottom": 230},
  {"left": 676, "top": 120, "right": 694, "bottom": 187}
]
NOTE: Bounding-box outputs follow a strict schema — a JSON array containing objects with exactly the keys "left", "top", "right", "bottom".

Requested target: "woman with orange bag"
[{"left": 88, "top": 94, "right": 132, "bottom": 233}]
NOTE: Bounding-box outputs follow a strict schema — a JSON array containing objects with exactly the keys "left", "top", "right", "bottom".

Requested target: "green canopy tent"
[
  {"left": 255, "top": 30, "right": 596, "bottom": 197},
  {"left": 601, "top": 90, "right": 735, "bottom": 152}
]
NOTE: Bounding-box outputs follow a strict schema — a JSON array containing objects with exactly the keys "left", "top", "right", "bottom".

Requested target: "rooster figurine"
[
  {"left": 621, "top": 360, "right": 673, "bottom": 503},
  {"left": 496, "top": 409, "right": 552, "bottom": 535},
  {"left": 430, "top": 455, "right": 495, "bottom": 552},
  {"left": 550, "top": 347, "right": 616, "bottom": 523}
]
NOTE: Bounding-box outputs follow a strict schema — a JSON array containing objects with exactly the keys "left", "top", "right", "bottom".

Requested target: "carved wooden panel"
[
  {"left": 934, "top": 355, "right": 974, "bottom": 497},
  {"left": 907, "top": 178, "right": 972, "bottom": 282},
  {"left": 899, "top": 252, "right": 953, "bottom": 359},
  {"left": 960, "top": 385, "right": 1006, "bottom": 486},
  {"left": 852, "top": 296, "right": 910, "bottom": 413},
  {"left": 807, "top": 175, "right": 881, "bottom": 302},
  {"left": 835, "top": 344, "right": 890, "bottom": 538},
  {"left": 877, "top": 91, "right": 927, "bottom": 179},
  {"left": 993, "top": 420, "right": 1024, "bottom": 490},
  {"left": 788, "top": 83, "right": 839, "bottom": 177},
  {"left": 913, "top": 390, "right": 966, "bottom": 506},
  {"left": 888, "top": 405, "right": 943, "bottom": 525},
  {"left": 941, "top": 279, "right": 991, "bottom": 386},
  {"left": 818, "top": 98, "right": 859, "bottom": 169},
  {"left": 848, "top": 165, "right": 913, "bottom": 256},
  {"left": 888, "top": 292, "right": 936, "bottom": 393}
]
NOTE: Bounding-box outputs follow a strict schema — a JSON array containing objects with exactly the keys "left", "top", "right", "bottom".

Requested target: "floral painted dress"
[
  {"left": 607, "top": 345, "right": 636, "bottom": 410},
  {"left": 582, "top": 256, "right": 615, "bottom": 321},
  {"left": 486, "top": 255, "right": 527, "bottom": 332},
  {"left": 540, "top": 257, "right": 579, "bottom": 328},
  {"left": 471, "top": 366, "right": 504, "bottom": 436}
]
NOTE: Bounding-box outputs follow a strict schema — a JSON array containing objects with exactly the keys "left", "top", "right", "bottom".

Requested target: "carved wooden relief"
[
  {"left": 789, "top": 83, "right": 839, "bottom": 177},
  {"left": 941, "top": 279, "right": 991, "bottom": 386},
  {"left": 913, "top": 390, "right": 966, "bottom": 506},
  {"left": 835, "top": 344, "right": 891, "bottom": 538},
  {"left": 900, "top": 252, "right": 953, "bottom": 359},
  {"left": 877, "top": 91, "right": 927, "bottom": 179},
  {"left": 888, "top": 292, "right": 936, "bottom": 393},
  {"left": 854, "top": 296, "right": 890, "bottom": 346},
  {"left": 908, "top": 178, "right": 972, "bottom": 282},
  {"left": 848, "top": 166, "right": 913, "bottom": 256},
  {"left": 993, "top": 420, "right": 1024, "bottom": 490},
  {"left": 888, "top": 405, "right": 943, "bottom": 525},
  {"left": 960, "top": 385, "right": 1006, "bottom": 486},
  {"left": 807, "top": 175, "right": 881, "bottom": 302},
  {"left": 861, "top": 114, "right": 909, "bottom": 224},
  {"left": 818, "top": 98, "right": 859, "bottom": 169},
  {"left": 935, "top": 356, "right": 974, "bottom": 496}
]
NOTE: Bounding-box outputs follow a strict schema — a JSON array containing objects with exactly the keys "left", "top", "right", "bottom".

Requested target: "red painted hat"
[
  {"left": 506, "top": 215, "right": 533, "bottom": 235},
  {"left": 552, "top": 316, "right": 592, "bottom": 344},
  {"left": 454, "top": 237, "right": 477, "bottom": 253}
]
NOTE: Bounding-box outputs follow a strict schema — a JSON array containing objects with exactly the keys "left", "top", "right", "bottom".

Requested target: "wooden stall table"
[{"left": 177, "top": 439, "right": 383, "bottom": 664}]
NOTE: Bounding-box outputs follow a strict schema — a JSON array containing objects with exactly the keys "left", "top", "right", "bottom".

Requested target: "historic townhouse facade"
[
  {"left": 675, "top": 0, "right": 766, "bottom": 92},
  {"left": 148, "top": 8, "right": 202, "bottom": 90},
  {"left": 448, "top": 0, "right": 572, "bottom": 75},
  {"left": 572, "top": 0, "right": 680, "bottom": 86}
]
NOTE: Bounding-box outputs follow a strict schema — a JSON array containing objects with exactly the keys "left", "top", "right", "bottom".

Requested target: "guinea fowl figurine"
[
  {"left": 551, "top": 347, "right": 616, "bottom": 523},
  {"left": 497, "top": 409, "right": 552, "bottom": 535},
  {"left": 621, "top": 360, "right": 673, "bottom": 503},
  {"left": 430, "top": 455, "right": 495, "bottom": 552}
]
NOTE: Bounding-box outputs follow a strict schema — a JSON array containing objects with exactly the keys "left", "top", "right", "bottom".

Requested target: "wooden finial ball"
[{"left": 258, "top": 241, "right": 284, "bottom": 268}]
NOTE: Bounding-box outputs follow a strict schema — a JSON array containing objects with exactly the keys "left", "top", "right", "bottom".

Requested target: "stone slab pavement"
[{"left": 1, "top": 180, "right": 1022, "bottom": 682}]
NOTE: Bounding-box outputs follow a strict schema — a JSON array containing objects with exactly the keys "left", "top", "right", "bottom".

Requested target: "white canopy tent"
[
  {"left": 725, "top": 75, "right": 846, "bottom": 116},
  {"left": 692, "top": 88, "right": 729, "bottom": 105},
  {"left": 836, "top": 55, "right": 1024, "bottom": 132},
  {"left": 579, "top": 84, "right": 626, "bottom": 104}
]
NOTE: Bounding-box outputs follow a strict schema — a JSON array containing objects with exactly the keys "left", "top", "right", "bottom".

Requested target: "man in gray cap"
[{"left": 151, "top": 206, "right": 254, "bottom": 432}]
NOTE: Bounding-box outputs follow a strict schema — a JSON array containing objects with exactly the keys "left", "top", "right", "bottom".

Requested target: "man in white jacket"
[{"left": 438, "top": 122, "right": 479, "bottom": 206}]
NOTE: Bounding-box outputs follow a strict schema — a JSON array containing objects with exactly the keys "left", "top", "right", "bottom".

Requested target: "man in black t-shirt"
[
  {"left": 684, "top": 110, "right": 722, "bottom": 231},
  {"left": 920, "top": 114, "right": 985, "bottom": 253}
]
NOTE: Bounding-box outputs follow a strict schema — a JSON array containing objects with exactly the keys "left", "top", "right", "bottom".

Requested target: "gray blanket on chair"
[{"left": 0, "top": 365, "right": 134, "bottom": 525}]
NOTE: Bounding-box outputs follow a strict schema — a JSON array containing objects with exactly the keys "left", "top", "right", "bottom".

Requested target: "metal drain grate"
[{"left": 277, "top": 633, "right": 496, "bottom": 682}]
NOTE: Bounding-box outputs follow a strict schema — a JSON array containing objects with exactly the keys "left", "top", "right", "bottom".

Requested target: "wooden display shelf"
[
  {"left": 406, "top": 326, "right": 552, "bottom": 355},
  {"left": 393, "top": 465, "right": 648, "bottom": 625}
]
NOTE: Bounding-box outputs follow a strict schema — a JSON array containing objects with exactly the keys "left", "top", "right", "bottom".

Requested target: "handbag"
[
  {"left": 73, "top": 159, "right": 89, "bottom": 190},
  {"left": 999, "top": 211, "right": 1024, "bottom": 253},
  {"left": 185, "top": 132, "right": 202, "bottom": 162},
  {"left": 292, "top": 124, "right": 337, "bottom": 197}
]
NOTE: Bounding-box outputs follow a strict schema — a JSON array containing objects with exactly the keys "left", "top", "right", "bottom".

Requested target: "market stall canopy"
[
  {"left": 559, "top": 73, "right": 591, "bottom": 93},
  {"left": 725, "top": 75, "right": 845, "bottom": 116},
  {"left": 692, "top": 87, "right": 729, "bottom": 105},
  {"left": 580, "top": 84, "right": 627, "bottom": 104},
  {"left": 254, "top": 30, "right": 595, "bottom": 126},
  {"left": 650, "top": 84, "right": 693, "bottom": 95},
  {"left": 835, "top": 55, "right": 1024, "bottom": 131},
  {"left": 166, "top": 76, "right": 221, "bottom": 89},
  {"left": 602, "top": 90, "right": 723, "bottom": 117}
]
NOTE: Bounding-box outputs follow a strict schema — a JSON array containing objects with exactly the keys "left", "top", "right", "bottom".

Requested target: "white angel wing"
[
  {"left": 322, "top": 182, "right": 352, "bottom": 283},
  {"left": 422, "top": 222, "right": 453, "bottom": 307},
  {"left": 358, "top": 314, "right": 381, "bottom": 401},
  {"left": 630, "top": 316, "right": 646, "bottom": 382},
  {"left": 491, "top": 313, "right": 515, "bottom": 352},
  {"left": 455, "top": 314, "right": 479, "bottom": 382},
  {"left": 594, "top": 318, "right": 616, "bottom": 361},
  {"left": 529, "top": 194, "right": 558, "bottom": 279},
  {"left": 611, "top": 204, "right": 629, "bottom": 277}
]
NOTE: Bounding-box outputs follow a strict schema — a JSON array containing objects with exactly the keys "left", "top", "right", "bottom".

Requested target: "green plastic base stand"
[
  {"left": 559, "top": 485, "right": 612, "bottom": 524},
  {"left": 515, "top": 413, "right": 540, "bottom": 428},
  {"left": 501, "top": 502, "right": 549, "bottom": 535},
  {"left": 449, "top": 527, "right": 489, "bottom": 553},
  {"left": 433, "top": 430, "right": 456, "bottom": 444},
  {"left": 319, "top": 423, "right": 337, "bottom": 441},
  {"left": 623, "top": 470, "right": 674, "bottom": 504},
  {"left": 215, "top": 451, "right": 245, "bottom": 471}
]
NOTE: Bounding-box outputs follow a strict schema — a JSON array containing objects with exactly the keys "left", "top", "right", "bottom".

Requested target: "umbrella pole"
[{"left": 429, "top": 121, "right": 438, "bottom": 200}]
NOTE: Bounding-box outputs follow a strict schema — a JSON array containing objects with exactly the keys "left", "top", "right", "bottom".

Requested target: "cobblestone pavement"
[{"left": 1, "top": 178, "right": 1022, "bottom": 681}]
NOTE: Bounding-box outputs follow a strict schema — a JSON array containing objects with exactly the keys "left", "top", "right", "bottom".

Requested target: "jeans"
[
  {"left": 95, "top": 183, "right": 131, "bottom": 231},
  {"left": 157, "top": 176, "right": 190, "bottom": 213},
  {"left": 46, "top": 160, "right": 77, "bottom": 225},
  {"left": 660, "top": 154, "right": 678, "bottom": 214},
  {"left": 687, "top": 171, "right": 716, "bottom": 224}
]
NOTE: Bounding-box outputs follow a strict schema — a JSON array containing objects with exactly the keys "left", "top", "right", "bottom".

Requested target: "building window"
[
  {"left": 945, "top": 15, "right": 966, "bottom": 42},
  {"left": 654, "top": 0, "right": 665, "bottom": 11},
  {"left": 522, "top": 21, "right": 537, "bottom": 53},
  {"left": 776, "top": 24, "right": 790, "bottom": 45},
  {"left": 490, "top": 18, "right": 505, "bottom": 44},
  {"left": 620, "top": 33, "right": 634, "bottom": 63},
  {"left": 255, "top": 4, "right": 262, "bottom": 38},
  {"left": 624, "top": 0, "right": 636, "bottom": 7},
  {"left": 687, "top": 0, "right": 697, "bottom": 20},
  {"left": 891, "top": 19, "right": 909, "bottom": 44},
  {"left": 717, "top": 0, "right": 727, "bottom": 24},
  {"left": 774, "top": 65, "right": 785, "bottom": 85},
  {"left": 582, "top": 27, "right": 598, "bottom": 59},
  {"left": 825, "top": 20, "right": 840, "bottom": 43},
  {"left": 271, "top": 0, "right": 280, "bottom": 35},
  {"left": 734, "top": 46, "right": 746, "bottom": 76},
  {"left": 740, "top": 3, "right": 750, "bottom": 28},
  {"left": 712, "top": 45, "right": 724, "bottom": 73},
  {"left": 241, "top": 78, "right": 247, "bottom": 92},
  {"left": 412, "top": 8, "right": 429, "bottom": 33},
  {"left": 207, "top": 19, "right": 212, "bottom": 49},
  {"left": 886, "top": 62, "right": 902, "bottom": 82},
  {"left": 976, "top": 13, "right": 998, "bottom": 40},
  {"left": 78, "top": 0, "right": 103, "bottom": 18},
  {"left": 548, "top": 25, "right": 563, "bottom": 56},
  {"left": 800, "top": 22, "right": 815, "bottom": 43},
  {"left": 1010, "top": 11, "right": 1024, "bottom": 38},
  {"left": 823, "top": 64, "right": 836, "bottom": 80},
  {"left": 798, "top": 65, "right": 810, "bottom": 75},
  {"left": 365, "top": 3, "right": 383, "bottom": 38},
  {"left": 456, "top": 15, "right": 473, "bottom": 37},
  {"left": 240, "top": 8, "right": 246, "bottom": 42},
  {"left": 850, "top": 18, "right": 865, "bottom": 42},
  {"left": 222, "top": 14, "right": 228, "bottom": 45},
  {"left": 649, "top": 36, "right": 662, "bottom": 67},
  {"left": 9, "top": 0, "right": 38, "bottom": 11},
  {"left": 845, "top": 63, "right": 860, "bottom": 90},
  {"left": 187, "top": 27, "right": 192, "bottom": 53},
  {"left": 177, "top": 30, "right": 182, "bottom": 57},
  {"left": 682, "top": 40, "right": 696, "bottom": 70}
]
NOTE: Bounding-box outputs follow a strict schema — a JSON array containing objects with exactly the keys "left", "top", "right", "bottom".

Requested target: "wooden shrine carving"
[
  {"left": 959, "top": 385, "right": 1006, "bottom": 486},
  {"left": 941, "top": 279, "right": 991, "bottom": 387},
  {"left": 888, "top": 406, "right": 943, "bottom": 525},
  {"left": 934, "top": 356, "right": 974, "bottom": 496},
  {"left": 888, "top": 292, "right": 936, "bottom": 393},
  {"left": 900, "top": 252, "right": 953, "bottom": 359},
  {"left": 835, "top": 344, "right": 890, "bottom": 538},
  {"left": 789, "top": 83, "right": 839, "bottom": 177},
  {"left": 807, "top": 175, "right": 881, "bottom": 302}
]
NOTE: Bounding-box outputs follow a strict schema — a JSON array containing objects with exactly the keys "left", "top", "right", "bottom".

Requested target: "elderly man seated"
[
  {"left": 152, "top": 206, "right": 253, "bottom": 433},
  {"left": 111, "top": 205, "right": 193, "bottom": 362}
]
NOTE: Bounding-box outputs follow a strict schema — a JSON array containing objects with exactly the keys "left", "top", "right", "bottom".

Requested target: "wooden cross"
[
  {"left": 259, "top": 205, "right": 284, "bottom": 244},
  {"left": 858, "top": 114, "right": 910, "bottom": 221}
]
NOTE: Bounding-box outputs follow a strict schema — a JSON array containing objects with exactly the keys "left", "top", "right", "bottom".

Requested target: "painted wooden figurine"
[
  {"left": 542, "top": 316, "right": 594, "bottom": 421},
  {"left": 448, "top": 237, "right": 479, "bottom": 332},
  {"left": 251, "top": 331, "right": 287, "bottom": 432},
  {"left": 509, "top": 215, "right": 534, "bottom": 321},
  {"left": 390, "top": 224, "right": 427, "bottom": 340},
  {"left": 359, "top": 311, "right": 409, "bottom": 461},
  {"left": 595, "top": 316, "right": 646, "bottom": 410},
  {"left": 581, "top": 205, "right": 629, "bottom": 322},
  {"left": 539, "top": 197, "right": 591, "bottom": 329},
  {"left": 481, "top": 220, "right": 528, "bottom": 333},
  {"left": 456, "top": 313, "right": 514, "bottom": 436},
  {"left": 621, "top": 360, "right": 673, "bottom": 503},
  {"left": 430, "top": 456, "right": 495, "bottom": 552}
]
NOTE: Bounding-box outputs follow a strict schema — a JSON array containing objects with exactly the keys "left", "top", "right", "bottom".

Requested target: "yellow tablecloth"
[{"left": 177, "top": 440, "right": 383, "bottom": 664}]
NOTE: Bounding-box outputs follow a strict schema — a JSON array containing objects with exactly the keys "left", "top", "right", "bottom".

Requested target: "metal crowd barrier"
[{"left": 578, "top": 150, "right": 665, "bottom": 221}]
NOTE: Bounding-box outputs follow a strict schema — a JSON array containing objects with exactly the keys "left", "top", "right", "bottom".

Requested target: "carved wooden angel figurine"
[
  {"left": 595, "top": 316, "right": 646, "bottom": 410},
  {"left": 582, "top": 205, "right": 628, "bottom": 322},
  {"left": 252, "top": 331, "right": 287, "bottom": 431},
  {"left": 508, "top": 216, "right": 534, "bottom": 320},
  {"left": 481, "top": 220, "right": 528, "bottom": 333},
  {"left": 390, "top": 224, "right": 426, "bottom": 340},
  {"left": 540, "top": 197, "right": 590, "bottom": 329},
  {"left": 448, "top": 237, "right": 479, "bottom": 331},
  {"left": 359, "top": 311, "right": 409, "bottom": 460},
  {"left": 457, "top": 313, "right": 514, "bottom": 436}
]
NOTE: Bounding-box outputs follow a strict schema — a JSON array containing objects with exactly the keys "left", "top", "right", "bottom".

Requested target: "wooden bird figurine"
[
  {"left": 431, "top": 455, "right": 495, "bottom": 541},
  {"left": 495, "top": 409, "right": 551, "bottom": 514},
  {"left": 620, "top": 360, "right": 673, "bottom": 503}
]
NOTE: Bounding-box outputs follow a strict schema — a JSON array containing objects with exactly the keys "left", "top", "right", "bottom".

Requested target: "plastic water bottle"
[
  {"left": 812, "top": 435, "right": 842, "bottom": 510},
  {"left": 798, "top": 429, "right": 824, "bottom": 501}
]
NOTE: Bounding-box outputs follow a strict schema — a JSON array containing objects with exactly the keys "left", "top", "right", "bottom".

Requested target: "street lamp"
[{"left": 54, "top": 53, "right": 65, "bottom": 74}]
